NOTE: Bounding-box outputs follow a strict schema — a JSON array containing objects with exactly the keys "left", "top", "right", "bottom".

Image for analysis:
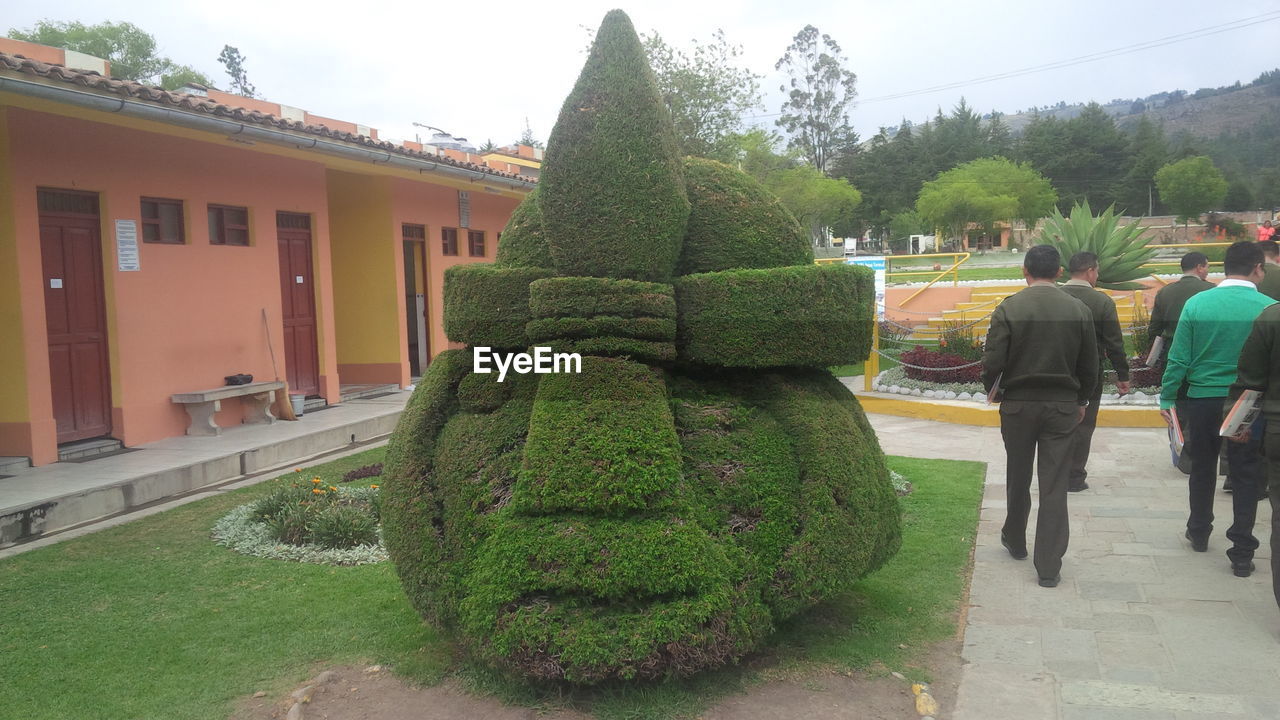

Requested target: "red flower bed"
[{"left": 899, "top": 345, "right": 983, "bottom": 384}]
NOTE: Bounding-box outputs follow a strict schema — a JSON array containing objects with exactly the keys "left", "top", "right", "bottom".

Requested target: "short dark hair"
[
  {"left": 1223, "top": 240, "right": 1264, "bottom": 276},
  {"left": 1024, "top": 244, "right": 1061, "bottom": 280},
  {"left": 1260, "top": 240, "right": 1279, "bottom": 260},
  {"left": 1068, "top": 251, "right": 1098, "bottom": 274},
  {"left": 1180, "top": 252, "right": 1209, "bottom": 271}
]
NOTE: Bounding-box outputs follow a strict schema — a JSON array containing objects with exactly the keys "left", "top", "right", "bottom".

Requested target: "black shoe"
[
  {"left": 1001, "top": 534, "right": 1027, "bottom": 560},
  {"left": 1185, "top": 530, "right": 1208, "bottom": 552},
  {"left": 1232, "top": 560, "right": 1255, "bottom": 578},
  {"left": 1068, "top": 482, "right": 1089, "bottom": 492},
  {"left": 1038, "top": 575, "right": 1061, "bottom": 588}
]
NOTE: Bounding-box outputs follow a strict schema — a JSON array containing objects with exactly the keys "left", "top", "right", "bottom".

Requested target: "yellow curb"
[{"left": 854, "top": 392, "right": 1165, "bottom": 428}]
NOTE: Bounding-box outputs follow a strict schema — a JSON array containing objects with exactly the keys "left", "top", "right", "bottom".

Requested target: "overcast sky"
[{"left": 7, "top": 1, "right": 1280, "bottom": 149}]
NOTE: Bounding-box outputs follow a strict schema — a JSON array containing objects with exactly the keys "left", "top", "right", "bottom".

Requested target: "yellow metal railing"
[
  {"left": 890, "top": 253, "right": 971, "bottom": 307},
  {"left": 1138, "top": 242, "right": 1232, "bottom": 286}
]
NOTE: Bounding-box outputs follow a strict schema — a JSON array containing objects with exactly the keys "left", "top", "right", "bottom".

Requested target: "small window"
[
  {"left": 208, "top": 204, "right": 249, "bottom": 246},
  {"left": 403, "top": 223, "right": 426, "bottom": 241},
  {"left": 441, "top": 227, "right": 459, "bottom": 256},
  {"left": 141, "top": 198, "right": 185, "bottom": 244},
  {"left": 467, "top": 230, "right": 486, "bottom": 257}
]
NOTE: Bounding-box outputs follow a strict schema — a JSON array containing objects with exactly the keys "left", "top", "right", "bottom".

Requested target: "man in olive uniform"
[
  {"left": 983, "top": 245, "right": 1098, "bottom": 588},
  {"left": 1230, "top": 302, "right": 1280, "bottom": 606},
  {"left": 1148, "top": 252, "right": 1214, "bottom": 367},
  {"left": 1259, "top": 240, "right": 1280, "bottom": 302},
  {"left": 1061, "top": 252, "right": 1131, "bottom": 492}
]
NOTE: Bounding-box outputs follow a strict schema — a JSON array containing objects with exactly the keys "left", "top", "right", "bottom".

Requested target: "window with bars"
[
  {"left": 37, "top": 188, "right": 98, "bottom": 215},
  {"left": 442, "top": 227, "right": 459, "bottom": 256},
  {"left": 208, "top": 204, "right": 249, "bottom": 246},
  {"left": 467, "top": 230, "right": 486, "bottom": 257},
  {"left": 403, "top": 224, "right": 426, "bottom": 241},
  {"left": 141, "top": 198, "right": 185, "bottom": 244}
]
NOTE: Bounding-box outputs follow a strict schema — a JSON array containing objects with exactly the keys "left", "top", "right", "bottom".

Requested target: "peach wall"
[
  {"left": 389, "top": 180, "right": 519, "bottom": 366},
  {"left": 884, "top": 286, "right": 975, "bottom": 324},
  {"left": 5, "top": 107, "right": 339, "bottom": 457}
]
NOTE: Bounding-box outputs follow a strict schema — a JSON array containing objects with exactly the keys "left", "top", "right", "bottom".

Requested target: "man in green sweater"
[
  {"left": 1258, "top": 240, "right": 1280, "bottom": 301},
  {"left": 1148, "top": 251, "right": 1214, "bottom": 366},
  {"left": 983, "top": 245, "right": 1098, "bottom": 588},
  {"left": 1061, "top": 252, "right": 1131, "bottom": 492},
  {"left": 1229, "top": 302, "right": 1280, "bottom": 606},
  {"left": 1160, "top": 241, "right": 1276, "bottom": 575}
]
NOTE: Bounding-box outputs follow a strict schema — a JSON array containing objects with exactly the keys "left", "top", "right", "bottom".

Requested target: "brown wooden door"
[
  {"left": 277, "top": 213, "right": 319, "bottom": 396},
  {"left": 39, "top": 190, "right": 112, "bottom": 444}
]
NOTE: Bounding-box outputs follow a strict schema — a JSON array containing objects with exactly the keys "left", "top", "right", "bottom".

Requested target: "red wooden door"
[
  {"left": 39, "top": 190, "right": 112, "bottom": 444},
  {"left": 276, "top": 213, "right": 319, "bottom": 396}
]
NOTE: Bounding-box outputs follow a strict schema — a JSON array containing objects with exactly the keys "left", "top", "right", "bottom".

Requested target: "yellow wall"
[
  {"left": 326, "top": 170, "right": 404, "bottom": 374},
  {"left": 0, "top": 109, "right": 27, "bottom": 424}
]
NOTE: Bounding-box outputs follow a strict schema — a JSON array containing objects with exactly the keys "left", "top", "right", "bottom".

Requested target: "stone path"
[{"left": 867, "top": 413, "right": 1279, "bottom": 720}]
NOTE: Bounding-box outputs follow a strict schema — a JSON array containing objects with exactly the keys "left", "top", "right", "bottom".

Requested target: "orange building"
[{"left": 0, "top": 39, "right": 535, "bottom": 467}]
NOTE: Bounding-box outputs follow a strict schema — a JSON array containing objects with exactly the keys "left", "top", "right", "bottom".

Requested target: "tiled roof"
[{"left": 0, "top": 52, "right": 535, "bottom": 186}]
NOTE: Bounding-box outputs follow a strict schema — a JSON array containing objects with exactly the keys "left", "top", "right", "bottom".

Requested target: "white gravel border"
[{"left": 211, "top": 487, "right": 387, "bottom": 566}]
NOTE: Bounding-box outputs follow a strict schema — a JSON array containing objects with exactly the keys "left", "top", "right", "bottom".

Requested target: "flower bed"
[
  {"left": 871, "top": 366, "right": 1161, "bottom": 406},
  {"left": 212, "top": 483, "right": 386, "bottom": 566}
]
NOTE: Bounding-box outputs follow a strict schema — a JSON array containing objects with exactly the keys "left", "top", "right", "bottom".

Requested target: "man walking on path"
[
  {"left": 1061, "top": 252, "right": 1131, "bottom": 492},
  {"left": 1258, "top": 240, "right": 1280, "bottom": 301},
  {"left": 982, "top": 245, "right": 1097, "bottom": 588},
  {"left": 1148, "top": 252, "right": 1214, "bottom": 367},
  {"left": 1230, "top": 302, "right": 1280, "bottom": 605},
  {"left": 1159, "top": 241, "right": 1276, "bottom": 576}
]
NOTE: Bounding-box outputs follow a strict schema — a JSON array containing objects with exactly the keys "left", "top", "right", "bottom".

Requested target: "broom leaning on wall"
[{"left": 264, "top": 308, "right": 298, "bottom": 421}]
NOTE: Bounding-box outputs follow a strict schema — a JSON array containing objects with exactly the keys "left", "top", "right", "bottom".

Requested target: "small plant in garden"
[
  {"left": 937, "top": 320, "right": 984, "bottom": 362},
  {"left": 1038, "top": 201, "right": 1156, "bottom": 290},
  {"left": 899, "top": 345, "right": 983, "bottom": 384}
]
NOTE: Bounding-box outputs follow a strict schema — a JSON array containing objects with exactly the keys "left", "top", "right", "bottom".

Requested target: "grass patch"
[
  {"left": 828, "top": 363, "right": 863, "bottom": 377},
  {"left": 0, "top": 447, "right": 983, "bottom": 720}
]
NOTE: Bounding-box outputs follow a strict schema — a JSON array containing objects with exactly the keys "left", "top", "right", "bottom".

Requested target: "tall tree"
[
  {"left": 217, "top": 45, "right": 256, "bottom": 97},
  {"left": 764, "top": 165, "right": 862, "bottom": 247},
  {"left": 642, "top": 29, "right": 762, "bottom": 158},
  {"left": 1116, "top": 116, "right": 1168, "bottom": 215},
  {"left": 774, "top": 25, "right": 858, "bottom": 174},
  {"left": 519, "top": 118, "right": 544, "bottom": 149},
  {"left": 1019, "top": 103, "right": 1127, "bottom": 211},
  {"left": 7, "top": 20, "right": 211, "bottom": 90},
  {"left": 1154, "top": 155, "right": 1228, "bottom": 227}
]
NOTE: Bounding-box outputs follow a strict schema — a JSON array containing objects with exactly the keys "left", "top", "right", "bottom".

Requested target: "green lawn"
[{"left": 0, "top": 447, "right": 984, "bottom": 720}]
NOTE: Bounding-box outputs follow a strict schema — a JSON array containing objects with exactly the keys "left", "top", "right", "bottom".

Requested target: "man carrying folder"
[
  {"left": 982, "top": 245, "right": 1097, "bottom": 588},
  {"left": 1230, "top": 301, "right": 1280, "bottom": 607},
  {"left": 1159, "top": 241, "right": 1276, "bottom": 575}
]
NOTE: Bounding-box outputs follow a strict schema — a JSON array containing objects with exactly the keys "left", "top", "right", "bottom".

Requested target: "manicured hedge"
[
  {"left": 538, "top": 337, "right": 677, "bottom": 364},
  {"left": 515, "top": 356, "right": 683, "bottom": 515},
  {"left": 526, "top": 316, "right": 675, "bottom": 343},
  {"left": 528, "top": 276, "right": 676, "bottom": 320},
  {"left": 540, "top": 10, "right": 689, "bottom": 282},
  {"left": 456, "top": 370, "right": 513, "bottom": 413},
  {"left": 442, "top": 264, "right": 554, "bottom": 348},
  {"left": 679, "top": 157, "right": 812, "bottom": 275},
  {"left": 494, "top": 187, "right": 552, "bottom": 269},
  {"left": 674, "top": 264, "right": 873, "bottom": 367}
]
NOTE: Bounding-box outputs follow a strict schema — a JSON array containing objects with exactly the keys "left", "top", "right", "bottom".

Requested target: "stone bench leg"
[
  {"left": 184, "top": 400, "right": 222, "bottom": 436},
  {"left": 243, "top": 391, "right": 277, "bottom": 426}
]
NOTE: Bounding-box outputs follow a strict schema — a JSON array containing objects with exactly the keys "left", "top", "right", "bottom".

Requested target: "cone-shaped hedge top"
[{"left": 541, "top": 9, "right": 690, "bottom": 283}]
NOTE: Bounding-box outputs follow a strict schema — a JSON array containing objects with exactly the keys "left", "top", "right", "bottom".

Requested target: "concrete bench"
[{"left": 171, "top": 381, "right": 286, "bottom": 436}]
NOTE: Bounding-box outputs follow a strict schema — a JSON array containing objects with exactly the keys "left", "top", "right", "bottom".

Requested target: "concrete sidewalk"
[
  {"left": 868, "top": 412, "right": 1280, "bottom": 720},
  {"left": 0, "top": 390, "right": 411, "bottom": 550}
]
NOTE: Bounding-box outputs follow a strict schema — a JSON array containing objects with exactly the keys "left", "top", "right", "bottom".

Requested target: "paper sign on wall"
[{"left": 115, "top": 220, "right": 140, "bottom": 271}]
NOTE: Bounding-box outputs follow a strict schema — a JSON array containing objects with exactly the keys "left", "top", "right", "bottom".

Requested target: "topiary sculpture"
[{"left": 382, "top": 9, "right": 900, "bottom": 684}]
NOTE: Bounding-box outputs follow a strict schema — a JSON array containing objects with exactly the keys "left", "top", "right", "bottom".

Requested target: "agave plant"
[{"left": 1037, "top": 201, "right": 1156, "bottom": 290}]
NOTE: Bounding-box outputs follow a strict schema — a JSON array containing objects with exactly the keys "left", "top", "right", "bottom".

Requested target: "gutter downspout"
[{"left": 0, "top": 74, "right": 533, "bottom": 193}]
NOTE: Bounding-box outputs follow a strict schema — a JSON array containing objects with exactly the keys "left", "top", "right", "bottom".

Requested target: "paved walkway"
[{"left": 868, "top": 413, "right": 1280, "bottom": 720}]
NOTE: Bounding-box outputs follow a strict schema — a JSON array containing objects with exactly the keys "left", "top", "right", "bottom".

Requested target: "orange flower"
[
  {"left": 311, "top": 478, "right": 322, "bottom": 484},
  {"left": 312, "top": 488, "right": 324, "bottom": 494},
  {"left": 328, "top": 486, "right": 337, "bottom": 492},
  {"left": 370, "top": 484, "right": 379, "bottom": 489}
]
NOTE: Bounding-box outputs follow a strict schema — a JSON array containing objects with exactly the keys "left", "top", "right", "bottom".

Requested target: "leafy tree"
[
  {"left": 1222, "top": 177, "right": 1254, "bottom": 211},
  {"left": 1154, "top": 155, "right": 1228, "bottom": 226},
  {"left": 888, "top": 210, "right": 927, "bottom": 253},
  {"left": 518, "top": 119, "right": 544, "bottom": 149},
  {"left": 642, "top": 29, "right": 762, "bottom": 158},
  {"left": 478, "top": 139, "right": 497, "bottom": 153},
  {"left": 217, "top": 45, "right": 256, "bottom": 97},
  {"left": 7, "top": 20, "right": 211, "bottom": 90},
  {"left": 763, "top": 165, "right": 862, "bottom": 247},
  {"left": 1019, "top": 103, "right": 1127, "bottom": 211},
  {"left": 774, "top": 25, "right": 858, "bottom": 174},
  {"left": 916, "top": 157, "right": 1057, "bottom": 245},
  {"left": 1116, "top": 116, "right": 1168, "bottom": 215}
]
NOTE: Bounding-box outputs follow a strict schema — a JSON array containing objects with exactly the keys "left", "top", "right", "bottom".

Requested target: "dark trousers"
[
  {"left": 1179, "top": 397, "right": 1263, "bottom": 562},
  {"left": 1266, "top": 426, "right": 1280, "bottom": 610},
  {"left": 1067, "top": 380, "right": 1103, "bottom": 487},
  {"left": 1000, "top": 399, "right": 1079, "bottom": 579}
]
